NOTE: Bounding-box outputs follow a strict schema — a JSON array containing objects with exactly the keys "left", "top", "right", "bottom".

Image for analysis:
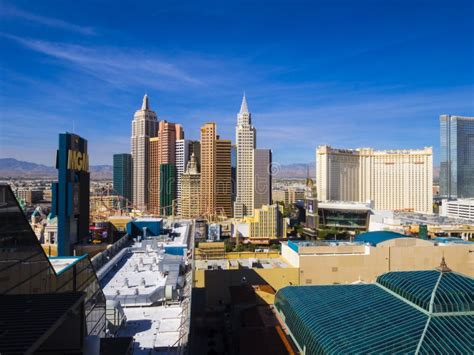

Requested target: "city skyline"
[{"left": 1, "top": 0, "right": 473, "bottom": 166}]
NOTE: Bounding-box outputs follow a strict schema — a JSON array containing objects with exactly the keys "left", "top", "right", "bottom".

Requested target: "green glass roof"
[
  {"left": 275, "top": 269, "right": 474, "bottom": 354},
  {"left": 377, "top": 270, "right": 474, "bottom": 313}
]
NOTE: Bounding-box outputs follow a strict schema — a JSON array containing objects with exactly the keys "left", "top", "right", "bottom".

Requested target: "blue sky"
[{"left": 1, "top": 0, "right": 473, "bottom": 166}]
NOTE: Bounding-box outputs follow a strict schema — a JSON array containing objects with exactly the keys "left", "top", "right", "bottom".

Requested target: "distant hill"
[
  {"left": 0, "top": 158, "right": 113, "bottom": 180},
  {"left": 0, "top": 158, "right": 441, "bottom": 181},
  {"left": 273, "top": 162, "right": 315, "bottom": 179}
]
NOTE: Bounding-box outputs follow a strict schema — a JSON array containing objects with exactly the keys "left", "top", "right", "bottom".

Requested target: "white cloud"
[{"left": 1, "top": 4, "right": 95, "bottom": 35}]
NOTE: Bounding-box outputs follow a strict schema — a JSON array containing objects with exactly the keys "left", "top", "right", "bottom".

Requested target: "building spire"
[
  {"left": 436, "top": 256, "right": 452, "bottom": 273},
  {"left": 142, "top": 93, "right": 149, "bottom": 111},
  {"left": 239, "top": 92, "right": 249, "bottom": 114}
]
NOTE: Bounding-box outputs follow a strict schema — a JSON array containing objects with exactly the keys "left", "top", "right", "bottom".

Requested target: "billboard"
[{"left": 208, "top": 223, "right": 221, "bottom": 241}]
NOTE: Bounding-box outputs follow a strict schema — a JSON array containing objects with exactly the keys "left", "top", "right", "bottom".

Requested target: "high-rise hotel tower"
[
  {"left": 440, "top": 115, "right": 474, "bottom": 199},
  {"left": 317, "top": 145, "right": 433, "bottom": 213},
  {"left": 131, "top": 95, "right": 159, "bottom": 210},
  {"left": 200, "top": 123, "right": 232, "bottom": 218},
  {"left": 148, "top": 121, "right": 183, "bottom": 215},
  {"left": 234, "top": 94, "right": 256, "bottom": 218}
]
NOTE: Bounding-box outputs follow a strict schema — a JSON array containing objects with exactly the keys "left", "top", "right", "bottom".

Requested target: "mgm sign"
[{"left": 51, "top": 133, "right": 90, "bottom": 256}]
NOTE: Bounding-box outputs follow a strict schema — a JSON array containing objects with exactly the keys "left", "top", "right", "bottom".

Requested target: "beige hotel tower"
[
  {"left": 131, "top": 95, "right": 159, "bottom": 210},
  {"left": 316, "top": 145, "right": 433, "bottom": 213},
  {"left": 200, "top": 123, "right": 232, "bottom": 218},
  {"left": 234, "top": 94, "right": 256, "bottom": 218}
]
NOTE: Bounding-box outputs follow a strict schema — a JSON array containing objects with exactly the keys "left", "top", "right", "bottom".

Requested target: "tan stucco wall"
[
  {"left": 299, "top": 243, "right": 474, "bottom": 285},
  {"left": 194, "top": 266, "right": 299, "bottom": 307}
]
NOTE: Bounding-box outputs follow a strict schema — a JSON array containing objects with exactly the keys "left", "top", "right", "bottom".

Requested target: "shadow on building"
[{"left": 190, "top": 268, "right": 297, "bottom": 355}]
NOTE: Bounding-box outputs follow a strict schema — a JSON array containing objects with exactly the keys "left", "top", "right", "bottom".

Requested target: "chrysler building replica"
[{"left": 234, "top": 94, "right": 256, "bottom": 218}]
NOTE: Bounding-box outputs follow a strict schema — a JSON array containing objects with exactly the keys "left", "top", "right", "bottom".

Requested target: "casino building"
[{"left": 275, "top": 262, "right": 473, "bottom": 354}]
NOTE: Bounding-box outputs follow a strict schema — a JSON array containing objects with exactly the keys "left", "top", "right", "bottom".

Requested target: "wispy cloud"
[
  {"left": 255, "top": 85, "right": 474, "bottom": 164},
  {"left": 1, "top": 33, "right": 213, "bottom": 91},
  {"left": 0, "top": 4, "right": 95, "bottom": 35}
]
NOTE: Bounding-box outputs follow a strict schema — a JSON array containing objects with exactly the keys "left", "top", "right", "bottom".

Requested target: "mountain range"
[
  {"left": 0, "top": 158, "right": 113, "bottom": 180},
  {"left": 0, "top": 158, "right": 440, "bottom": 180}
]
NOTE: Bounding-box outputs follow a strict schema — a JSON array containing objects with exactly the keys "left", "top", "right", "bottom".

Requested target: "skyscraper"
[
  {"left": 216, "top": 139, "right": 232, "bottom": 218},
  {"left": 234, "top": 94, "right": 256, "bottom": 218},
  {"left": 131, "top": 94, "right": 158, "bottom": 210},
  {"left": 188, "top": 140, "right": 201, "bottom": 172},
  {"left": 200, "top": 123, "right": 217, "bottom": 216},
  {"left": 317, "top": 145, "right": 433, "bottom": 213},
  {"left": 231, "top": 145, "right": 237, "bottom": 204},
  {"left": 176, "top": 139, "right": 190, "bottom": 215},
  {"left": 113, "top": 153, "right": 132, "bottom": 203},
  {"left": 200, "top": 122, "right": 232, "bottom": 218},
  {"left": 254, "top": 148, "right": 272, "bottom": 209},
  {"left": 148, "top": 121, "right": 183, "bottom": 215},
  {"left": 181, "top": 153, "right": 201, "bottom": 219},
  {"left": 149, "top": 137, "right": 160, "bottom": 214},
  {"left": 440, "top": 115, "right": 474, "bottom": 199}
]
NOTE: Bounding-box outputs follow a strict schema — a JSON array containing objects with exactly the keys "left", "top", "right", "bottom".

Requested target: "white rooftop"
[
  {"left": 100, "top": 239, "right": 186, "bottom": 353},
  {"left": 102, "top": 247, "right": 182, "bottom": 306},
  {"left": 117, "top": 305, "right": 182, "bottom": 354}
]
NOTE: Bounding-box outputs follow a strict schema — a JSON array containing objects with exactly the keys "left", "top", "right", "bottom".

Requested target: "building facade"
[
  {"left": 131, "top": 94, "right": 158, "bottom": 210},
  {"left": 149, "top": 137, "right": 160, "bottom": 214},
  {"left": 113, "top": 153, "right": 132, "bottom": 203},
  {"left": 181, "top": 153, "right": 201, "bottom": 219},
  {"left": 272, "top": 187, "right": 305, "bottom": 206},
  {"left": 244, "top": 204, "right": 286, "bottom": 244},
  {"left": 188, "top": 140, "right": 201, "bottom": 172},
  {"left": 441, "top": 198, "right": 474, "bottom": 221},
  {"left": 231, "top": 144, "right": 237, "bottom": 205},
  {"left": 0, "top": 185, "right": 106, "bottom": 337},
  {"left": 216, "top": 139, "right": 232, "bottom": 218},
  {"left": 200, "top": 123, "right": 217, "bottom": 217},
  {"left": 199, "top": 123, "right": 232, "bottom": 219},
  {"left": 317, "top": 145, "right": 433, "bottom": 213},
  {"left": 148, "top": 121, "right": 183, "bottom": 215},
  {"left": 254, "top": 148, "right": 272, "bottom": 209},
  {"left": 440, "top": 115, "right": 474, "bottom": 199},
  {"left": 234, "top": 94, "right": 256, "bottom": 218},
  {"left": 15, "top": 189, "right": 44, "bottom": 204},
  {"left": 160, "top": 163, "right": 176, "bottom": 215},
  {"left": 176, "top": 139, "right": 190, "bottom": 215}
]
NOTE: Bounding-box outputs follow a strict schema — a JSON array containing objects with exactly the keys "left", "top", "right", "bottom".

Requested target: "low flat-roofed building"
[
  {"left": 317, "top": 200, "right": 372, "bottom": 232},
  {"left": 244, "top": 204, "right": 287, "bottom": 244},
  {"left": 15, "top": 188, "right": 44, "bottom": 204},
  {"left": 281, "top": 231, "right": 474, "bottom": 284},
  {"left": 274, "top": 266, "right": 474, "bottom": 354},
  {"left": 191, "top": 253, "right": 299, "bottom": 354},
  {"left": 194, "top": 255, "right": 298, "bottom": 307},
  {"left": 441, "top": 198, "right": 474, "bottom": 222},
  {"left": 272, "top": 187, "right": 305, "bottom": 206},
  {"left": 369, "top": 209, "right": 474, "bottom": 240}
]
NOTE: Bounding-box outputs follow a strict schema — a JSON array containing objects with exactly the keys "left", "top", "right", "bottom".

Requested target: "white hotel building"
[{"left": 317, "top": 145, "right": 433, "bottom": 213}]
